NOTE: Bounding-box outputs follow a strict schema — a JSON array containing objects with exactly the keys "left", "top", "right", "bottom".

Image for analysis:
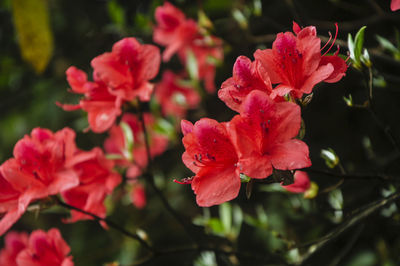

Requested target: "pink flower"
[
  {"left": 281, "top": 171, "right": 311, "bottom": 193},
  {"left": 228, "top": 90, "right": 311, "bottom": 179},
  {"left": 180, "top": 119, "right": 241, "bottom": 207},
  {"left": 61, "top": 148, "right": 121, "bottom": 223},
  {"left": 0, "top": 128, "right": 80, "bottom": 235},
  {"left": 154, "top": 2, "right": 223, "bottom": 93},
  {"left": 154, "top": 2, "right": 199, "bottom": 62},
  {"left": 155, "top": 70, "right": 200, "bottom": 118},
  {"left": 130, "top": 183, "right": 146, "bottom": 209},
  {"left": 57, "top": 66, "right": 122, "bottom": 133},
  {"left": 0, "top": 172, "right": 23, "bottom": 236},
  {"left": 91, "top": 38, "right": 160, "bottom": 102},
  {"left": 15, "top": 228, "right": 73, "bottom": 266},
  {"left": 254, "top": 22, "right": 347, "bottom": 99},
  {"left": 391, "top": 0, "right": 400, "bottom": 11},
  {"left": 178, "top": 36, "right": 223, "bottom": 93},
  {"left": 104, "top": 113, "right": 169, "bottom": 178},
  {"left": 219, "top": 56, "right": 273, "bottom": 112},
  {"left": 0, "top": 231, "right": 28, "bottom": 266}
]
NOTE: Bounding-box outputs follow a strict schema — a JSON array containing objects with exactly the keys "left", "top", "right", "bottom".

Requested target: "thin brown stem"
[
  {"left": 56, "top": 197, "right": 154, "bottom": 253},
  {"left": 136, "top": 103, "right": 200, "bottom": 245},
  {"left": 298, "top": 190, "right": 400, "bottom": 265}
]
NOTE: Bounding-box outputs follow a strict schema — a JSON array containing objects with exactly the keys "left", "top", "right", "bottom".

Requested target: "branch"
[
  {"left": 301, "top": 168, "right": 400, "bottom": 182},
  {"left": 298, "top": 190, "right": 400, "bottom": 265},
  {"left": 136, "top": 103, "right": 200, "bottom": 245},
  {"left": 131, "top": 244, "right": 288, "bottom": 266},
  {"left": 56, "top": 198, "right": 154, "bottom": 253}
]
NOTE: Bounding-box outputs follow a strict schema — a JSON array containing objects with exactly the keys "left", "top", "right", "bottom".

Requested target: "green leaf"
[
  {"left": 107, "top": 0, "right": 125, "bottom": 28},
  {"left": 343, "top": 94, "right": 353, "bottom": 107},
  {"left": 12, "top": 0, "right": 53, "bottom": 73},
  {"left": 120, "top": 121, "right": 134, "bottom": 159},
  {"left": 376, "top": 35, "right": 399, "bottom": 54},
  {"left": 219, "top": 203, "right": 232, "bottom": 234},
  {"left": 354, "top": 26, "right": 367, "bottom": 63},
  {"left": 253, "top": 0, "right": 262, "bottom": 16},
  {"left": 347, "top": 33, "right": 355, "bottom": 61},
  {"left": 321, "top": 148, "right": 340, "bottom": 168},
  {"left": 186, "top": 49, "right": 199, "bottom": 81},
  {"left": 232, "top": 9, "right": 248, "bottom": 29}
]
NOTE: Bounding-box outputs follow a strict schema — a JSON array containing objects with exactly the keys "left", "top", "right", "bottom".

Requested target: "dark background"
[{"left": 1, "top": 0, "right": 400, "bottom": 265}]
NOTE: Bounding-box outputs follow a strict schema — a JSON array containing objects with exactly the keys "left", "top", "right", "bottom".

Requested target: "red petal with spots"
[
  {"left": 181, "top": 118, "right": 240, "bottom": 206},
  {"left": 282, "top": 171, "right": 311, "bottom": 193},
  {"left": 219, "top": 56, "right": 272, "bottom": 112}
]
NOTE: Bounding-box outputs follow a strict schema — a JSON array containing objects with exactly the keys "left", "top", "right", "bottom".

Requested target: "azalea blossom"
[
  {"left": 104, "top": 113, "right": 169, "bottom": 179},
  {"left": 13, "top": 228, "right": 73, "bottom": 266},
  {"left": 91, "top": 37, "right": 160, "bottom": 102},
  {"left": 281, "top": 171, "right": 311, "bottom": 193},
  {"left": 254, "top": 22, "right": 347, "bottom": 99},
  {"left": 154, "top": 1, "right": 199, "bottom": 62},
  {"left": 61, "top": 148, "right": 121, "bottom": 223},
  {"left": 154, "top": 2, "right": 223, "bottom": 93},
  {"left": 392, "top": 0, "right": 400, "bottom": 11},
  {"left": 57, "top": 66, "right": 122, "bottom": 133},
  {"left": 228, "top": 90, "right": 311, "bottom": 179},
  {"left": 178, "top": 35, "right": 224, "bottom": 93},
  {"left": 180, "top": 118, "right": 241, "bottom": 207},
  {"left": 155, "top": 70, "right": 200, "bottom": 118},
  {"left": 0, "top": 231, "right": 28, "bottom": 266},
  {"left": 219, "top": 55, "right": 273, "bottom": 112},
  {"left": 0, "top": 128, "right": 80, "bottom": 235},
  {"left": 130, "top": 182, "right": 146, "bottom": 209}
]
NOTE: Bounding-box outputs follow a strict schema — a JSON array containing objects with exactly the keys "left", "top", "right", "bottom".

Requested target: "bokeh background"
[{"left": 1, "top": 0, "right": 400, "bottom": 265}]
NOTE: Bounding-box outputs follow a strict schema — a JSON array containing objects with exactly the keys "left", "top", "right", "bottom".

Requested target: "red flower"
[
  {"left": 254, "top": 22, "right": 347, "bottom": 99},
  {"left": 178, "top": 36, "right": 224, "bottom": 93},
  {"left": 91, "top": 38, "right": 160, "bottom": 102},
  {"left": 104, "top": 113, "right": 169, "bottom": 178},
  {"left": 15, "top": 228, "right": 74, "bottom": 266},
  {"left": 228, "top": 90, "right": 311, "bottom": 179},
  {"left": 219, "top": 56, "right": 273, "bottom": 112},
  {"left": 392, "top": 0, "right": 400, "bottom": 11},
  {"left": 130, "top": 183, "right": 146, "bottom": 209},
  {"left": 155, "top": 70, "right": 200, "bottom": 118},
  {"left": 180, "top": 119, "right": 241, "bottom": 207},
  {"left": 58, "top": 66, "right": 122, "bottom": 133},
  {"left": 0, "top": 231, "right": 28, "bottom": 266},
  {"left": 0, "top": 172, "right": 23, "bottom": 236},
  {"left": 154, "top": 2, "right": 199, "bottom": 62},
  {"left": 281, "top": 171, "right": 311, "bottom": 193},
  {"left": 0, "top": 128, "right": 80, "bottom": 235},
  {"left": 154, "top": 2, "right": 223, "bottom": 93},
  {"left": 61, "top": 148, "right": 121, "bottom": 223}
]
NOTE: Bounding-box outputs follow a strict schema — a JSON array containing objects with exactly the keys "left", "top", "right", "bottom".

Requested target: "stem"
[
  {"left": 302, "top": 168, "right": 399, "bottom": 182},
  {"left": 136, "top": 103, "right": 200, "bottom": 245},
  {"left": 56, "top": 198, "right": 154, "bottom": 253},
  {"left": 364, "top": 67, "right": 400, "bottom": 153},
  {"left": 298, "top": 190, "right": 400, "bottom": 265}
]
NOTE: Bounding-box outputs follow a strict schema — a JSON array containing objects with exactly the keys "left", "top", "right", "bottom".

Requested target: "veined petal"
[
  {"left": 270, "top": 139, "right": 311, "bottom": 170},
  {"left": 192, "top": 166, "right": 240, "bottom": 207}
]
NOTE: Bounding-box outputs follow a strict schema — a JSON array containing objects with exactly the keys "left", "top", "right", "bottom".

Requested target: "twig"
[
  {"left": 136, "top": 103, "right": 200, "bottom": 245},
  {"left": 298, "top": 190, "right": 400, "bottom": 265},
  {"left": 301, "top": 168, "right": 399, "bottom": 182},
  {"left": 56, "top": 198, "right": 154, "bottom": 253},
  {"left": 328, "top": 224, "right": 364, "bottom": 266},
  {"left": 131, "top": 244, "right": 288, "bottom": 266}
]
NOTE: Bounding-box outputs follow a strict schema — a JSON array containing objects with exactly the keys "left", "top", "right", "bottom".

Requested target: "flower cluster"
[
  {"left": 0, "top": 128, "right": 121, "bottom": 235},
  {"left": 58, "top": 38, "right": 160, "bottom": 133},
  {"left": 0, "top": 229, "right": 73, "bottom": 266},
  {"left": 154, "top": 1, "right": 224, "bottom": 93},
  {"left": 179, "top": 22, "right": 347, "bottom": 207}
]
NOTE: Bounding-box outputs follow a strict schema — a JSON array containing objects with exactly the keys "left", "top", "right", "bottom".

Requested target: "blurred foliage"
[{"left": 1, "top": 0, "right": 400, "bottom": 265}]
